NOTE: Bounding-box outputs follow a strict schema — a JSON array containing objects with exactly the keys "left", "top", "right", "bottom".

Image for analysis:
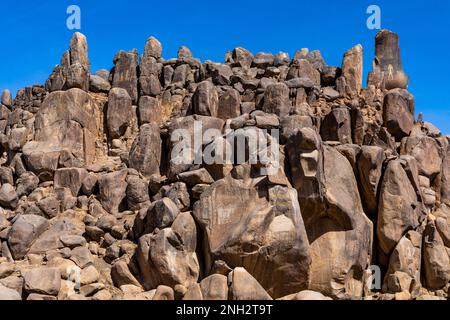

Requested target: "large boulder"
[
  {"left": 139, "top": 37, "right": 162, "bottom": 96},
  {"left": 400, "top": 135, "right": 442, "bottom": 179},
  {"left": 286, "top": 127, "right": 373, "bottom": 299},
  {"left": 23, "top": 267, "right": 61, "bottom": 296},
  {"left": 98, "top": 170, "right": 128, "bottom": 214},
  {"left": 112, "top": 49, "right": 139, "bottom": 104},
  {"left": 193, "top": 172, "right": 311, "bottom": 299},
  {"left": 23, "top": 88, "right": 100, "bottom": 177},
  {"left": 357, "top": 146, "right": 385, "bottom": 217},
  {"left": 217, "top": 88, "right": 241, "bottom": 120},
  {"left": 422, "top": 219, "right": 450, "bottom": 290},
  {"left": 167, "top": 115, "right": 224, "bottom": 177},
  {"left": 320, "top": 107, "right": 352, "bottom": 144},
  {"left": 129, "top": 123, "right": 161, "bottom": 178},
  {"left": 54, "top": 168, "right": 88, "bottom": 196},
  {"left": 383, "top": 89, "right": 415, "bottom": 141},
  {"left": 341, "top": 45, "right": 363, "bottom": 97},
  {"left": 0, "top": 284, "right": 21, "bottom": 300},
  {"left": 192, "top": 81, "right": 219, "bottom": 117},
  {"left": 8, "top": 214, "right": 49, "bottom": 260},
  {"left": 383, "top": 231, "right": 422, "bottom": 295},
  {"left": 228, "top": 267, "right": 272, "bottom": 300},
  {"left": 136, "top": 212, "right": 199, "bottom": 290},
  {"left": 262, "top": 83, "right": 290, "bottom": 117},
  {"left": 107, "top": 88, "right": 134, "bottom": 139},
  {"left": 377, "top": 159, "right": 422, "bottom": 263}
]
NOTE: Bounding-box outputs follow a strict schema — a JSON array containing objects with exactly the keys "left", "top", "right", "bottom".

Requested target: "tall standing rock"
[
  {"left": 46, "top": 32, "right": 90, "bottom": 92},
  {"left": 262, "top": 83, "right": 290, "bottom": 117},
  {"left": 286, "top": 127, "right": 373, "bottom": 299},
  {"left": 374, "top": 29, "right": 409, "bottom": 90},
  {"left": 129, "top": 123, "right": 161, "bottom": 178},
  {"left": 1, "top": 89, "right": 12, "bottom": 107},
  {"left": 422, "top": 219, "right": 450, "bottom": 290},
  {"left": 139, "top": 37, "right": 162, "bottom": 97},
  {"left": 341, "top": 45, "right": 363, "bottom": 97},
  {"left": 320, "top": 107, "right": 352, "bottom": 144},
  {"left": 112, "top": 49, "right": 139, "bottom": 104},
  {"left": 357, "top": 146, "right": 385, "bottom": 217},
  {"left": 400, "top": 135, "right": 442, "bottom": 179},
  {"left": 377, "top": 159, "right": 421, "bottom": 264},
  {"left": 106, "top": 88, "right": 134, "bottom": 139},
  {"left": 136, "top": 212, "right": 199, "bottom": 290},
  {"left": 192, "top": 81, "right": 219, "bottom": 117}
]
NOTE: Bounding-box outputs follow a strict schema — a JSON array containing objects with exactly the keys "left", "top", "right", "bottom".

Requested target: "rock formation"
[{"left": 0, "top": 29, "right": 448, "bottom": 301}]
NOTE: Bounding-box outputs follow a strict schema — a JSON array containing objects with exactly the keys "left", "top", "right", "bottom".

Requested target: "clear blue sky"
[{"left": 1, "top": 0, "right": 449, "bottom": 133}]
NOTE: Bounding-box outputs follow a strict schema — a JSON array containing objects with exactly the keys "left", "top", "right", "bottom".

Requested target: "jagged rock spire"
[{"left": 374, "top": 29, "right": 409, "bottom": 89}]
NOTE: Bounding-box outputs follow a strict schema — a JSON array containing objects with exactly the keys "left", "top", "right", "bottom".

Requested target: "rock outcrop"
[{"left": 0, "top": 29, "right": 448, "bottom": 301}]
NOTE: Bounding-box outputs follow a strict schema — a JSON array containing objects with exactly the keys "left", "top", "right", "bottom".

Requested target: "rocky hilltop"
[{"left": 0, "top": 30, "right": 449, "bottom": 301}]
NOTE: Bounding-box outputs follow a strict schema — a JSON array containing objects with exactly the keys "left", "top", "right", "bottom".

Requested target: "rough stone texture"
[
  {"left": 383, "top": 89, "right": 415, "bottom": 141},
  {"left": 377, "top": 159, "right": 422, "bottom": 263},
  {"left": 112, "top": 50, "right": 139, "bottom": 104},
  {"left": 107, "top": 88, "right": 134, "bottom": 139},
  {"left": 286, "top": 128, "right": 373, "bottom": 299},
  {"left": 193, "top": 173, "right": 311, "bottom": 299},
  {"left": 129, "top": 123, "right": 161, "bottom": 178},
  {"left": 8, "top": 214, "right": 49, "bottom": 260},
  {"left": 341, "top": 45, "right": 363, "bottom": 97},
  {"left": 0, "top": 29, "right": 447, "bottom": 301}
]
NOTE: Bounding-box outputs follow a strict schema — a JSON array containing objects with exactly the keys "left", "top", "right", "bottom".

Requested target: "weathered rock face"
[
  {"left": 0, "top": 29, "right": 448, "bottom": 301},
  {"left": 262, "top": 83, "right": 291, "bottom": 117},
  {"left": 377, "top": 158, "right": 422, "bottom": 263},
  {"left": 23, "top": 88, "right": 101, "bottom": 177},
  {"left": 193, "top": 173, "right": 311, "bottom": 298},
  {"left": 136, "top": 212, "right": 199, "bottom": 290},
  {"left": 46, "top": 32, "right": 90, "bottom": 92},
  {"left": 112, "top": 50, "right": 139, "bottom": 104},
  {"left": 374, "top": 29, "right": 409, "bottom": 90},
  {"left": 383, "top": 89, "right": 415, "bottom": 140},
  {"left": 422, "top": 219, "right": 450, "bottom": 290},
  {"left": 320, "top": 107, "right": 352, "bottom": 144},
  {"left": 107, "top": 88, "right": 134, "bottom": 139},
  {"left": 286, "top": 128, "right": 373, "bottom": 299},
  {"left": 192, "top": 81, "right": 219, "bottom": 117},
  {"left": 357, "top": 146, "right": 385, "bottom": 217},
  {"left": 129, "top": 123, "right": 161, "bottom": 178},
  {"left": 341, "top": 45, "right": 363, "bottom": 97}
]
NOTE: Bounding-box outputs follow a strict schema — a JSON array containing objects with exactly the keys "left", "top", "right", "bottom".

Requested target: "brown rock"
[
  {"left": 357, "top": 146, "right": 385, "bottom": 217},
  {"left": 8, "top": 214, "right": 49, "bottom": 260},
  {"left": 262, "top": 83, "right": 290, "bottom": 117},
  {"left": 423, "top": 219, "right": 450, "bottom": 290},
  {"left": 320, "top": 107, "right": 352, "bottom": 144},
  {"left": 377, "top": 159, "right": 421, "bottom": 262},
  {"left": 341, "top": 45, "right": 363, "bottom": 97},
  {"left": 383, "top": 89, "right": 415, "bottom": 141},
  {"left": 129, "top": 123, "right": 161, "bottom": 178},
  {"left": 229, "top": 267, "right": 272, "bottom": 300},
  {"left": 112, "top": 49, "right": 139, "bottom": 104},
  {"left": 192, "top": 81, "right": 219, "bottom": 117},
  {"left": 193, "top": 174, "right": 310, "bottom": 298},
  {"left": 286, "top": 127, "right": 372, "bottom": 299},
  {"left": 200, "top": 274, "right": 228, "bottom": 300},
  {"left": 23, "top": 267, "right": 61, "bottom": 296},
  {"left": 218, "top": 88, "right": 241, "bottom": 120}
]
